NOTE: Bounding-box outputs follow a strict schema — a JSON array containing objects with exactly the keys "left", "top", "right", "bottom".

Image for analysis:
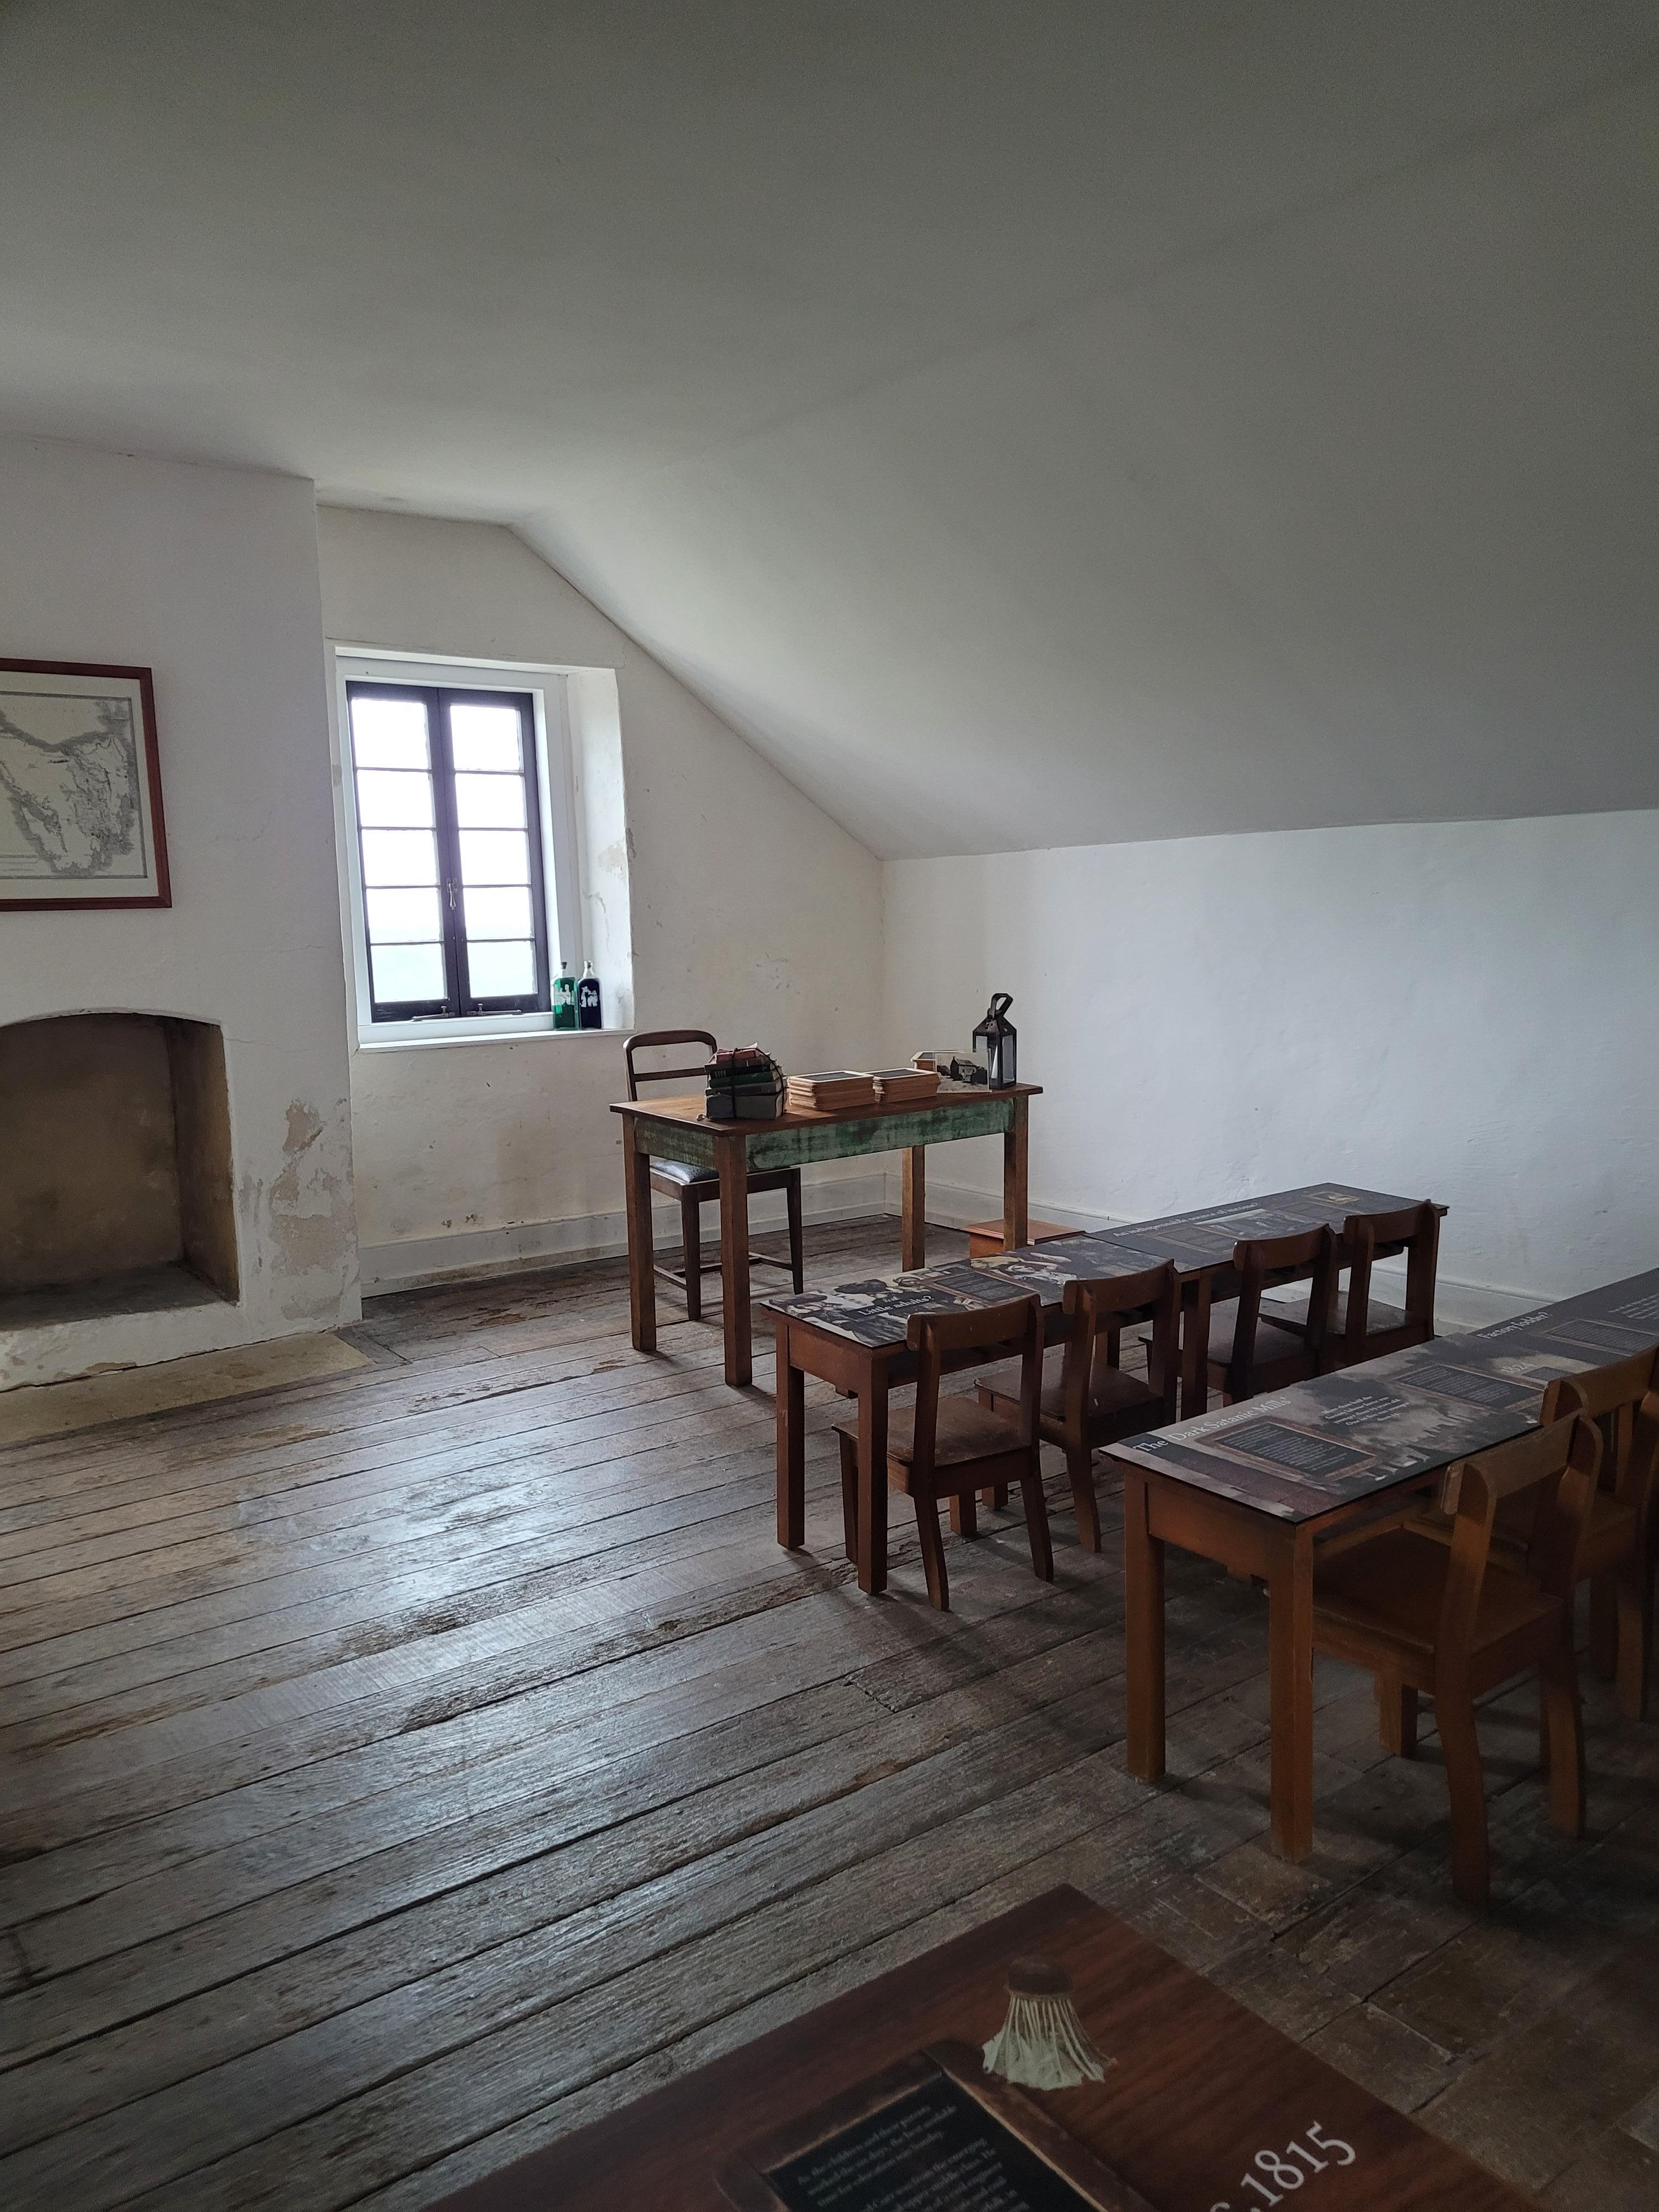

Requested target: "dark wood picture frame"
[{"left": 0, "top": 658, "right": 171, "bottom": 910}]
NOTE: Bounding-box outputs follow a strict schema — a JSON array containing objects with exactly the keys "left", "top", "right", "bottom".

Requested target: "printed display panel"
[
  {"left": 764, "top": 1188, "right": 1427, "bottom": 1351},
  {"left": 1114, "top": 1267, "right": 1659, "bottom": 1521}
]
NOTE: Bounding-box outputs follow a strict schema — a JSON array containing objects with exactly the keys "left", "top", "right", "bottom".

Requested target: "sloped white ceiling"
[{"left": 3, "top": 1, "right": 1656, "bottom": 856}]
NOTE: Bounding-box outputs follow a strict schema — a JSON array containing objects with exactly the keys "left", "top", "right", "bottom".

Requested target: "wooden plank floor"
[{"left": 1, "top": 1218, "right": 1656, "bottom": 2210}]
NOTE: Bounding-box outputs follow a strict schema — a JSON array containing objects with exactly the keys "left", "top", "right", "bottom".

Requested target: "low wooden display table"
[
  {"left": 766, "top": 1184, "right": 1428, "bottom": 1599},
  {"left": 613, "top": 1083, "right": 1041, "bottom": 1386},
  {"left": 427, "top": 1886, "right": 1533, "bottom": 2210},
  {"left": 964, "top": 1215, "right": 1083, "bottom": 1257},
  {"left": 1109, "top": 1264, "right": 1659, "bottom": 1860}
]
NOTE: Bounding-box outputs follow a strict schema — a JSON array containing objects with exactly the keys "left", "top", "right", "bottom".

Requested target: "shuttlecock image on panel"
[{"left": 982, "top": 1955, "right": 1109, "bottom": 2090}]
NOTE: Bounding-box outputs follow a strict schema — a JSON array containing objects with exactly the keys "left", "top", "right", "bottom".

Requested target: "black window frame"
[{"left": 347, "top": 681, "right": 554, "bottom": 1024}]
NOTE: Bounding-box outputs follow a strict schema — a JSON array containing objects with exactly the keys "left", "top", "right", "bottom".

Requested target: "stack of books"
[
  {"left": 870, "top": 1066, "right": 940, "bottom": 1103},
  {"left": 785, "top": 1070, "right": 879, "bottom": 1114},
  {"left": 706, "top": 1046, "right": 786, "bottom": 1120}
]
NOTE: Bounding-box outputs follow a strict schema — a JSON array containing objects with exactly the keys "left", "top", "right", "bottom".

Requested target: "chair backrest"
[
  {"left": 1340, "top": 1200, "right": 1440, "bottom": 1356},
  {"left": 1061, "top": 1261, "right": 1180, "bottom": 1426},
  {"left": 905, "top": 1296, "right": 1043, "bottom": 1483},
  {"left": 624, "top": 1028, "right": 717, "bottom": 1101},
  {"left": 1437, "top": 1415, "right": 1601, "bottom": 1653},
  {"left": 1542, "top": 1345, "right": 1659, "bottom": 1513},
  {"left": 1224, "top": 1225, "right": 1337, "bottom": 1400}
]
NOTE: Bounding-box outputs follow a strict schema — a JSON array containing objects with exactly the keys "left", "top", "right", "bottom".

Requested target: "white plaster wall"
[
  {"left": 0, "top": 437, "right": 357, "bottom": 1387},
  {"left": 315, "top": 510, "right": 885, "bottom": 1285},
  {"left": 884, "top": 812, "right": 1659, "bottom": 1316}
]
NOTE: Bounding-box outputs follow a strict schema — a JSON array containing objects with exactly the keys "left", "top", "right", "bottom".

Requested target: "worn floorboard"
[{"left": 1, "top": 1218, "right": 1655, "bottom": 2209}]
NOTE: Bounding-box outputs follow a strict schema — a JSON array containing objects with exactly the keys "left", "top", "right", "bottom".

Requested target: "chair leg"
[
  {"left": 969, "top": 1409, "right": 1007, "bottom": 1511},
  {"left": 1435, "top": 1678, "right": 1490, "bottom": 1908},
  {"left": 1540, "top": 1638, "right": 1586, "bottom": 1838},
  {"left": 1616, "top": 1550, "right": 1652, "bottom": 1721},
  {"left": 785, "top": 1172, "right": 804, "bottom": 1294},
  {"left": 1589, "top": 1570, "right": 1618, "bottom": 1681},
  {"left": 681, "top": 1190, "right": 703, "bottom": 1321},
  {"left": 837, "top": 1431, "right": 859, "bottom": 1564},
  {"left": 1064, "top": 1441, "right": 1101, "bottom": 1553},
  {"left": 949, "top": 1491, "right": 979, "bottom": 1538},
  {"left": 1377, "top": 1678, "right": 1418, "bottom": 1758},
  {"left": 1020, "top": 1462, "right": 1054, "bottom": 1584},
  {"left": 915, "top": 1497, "right": 950, "bottom": 1611}
]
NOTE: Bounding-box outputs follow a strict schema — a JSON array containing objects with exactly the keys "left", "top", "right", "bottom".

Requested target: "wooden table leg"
[
  {"left": 715, "top": 1130, "right": 752, "bottom": 1388},
  {"left": 901, "top": 1146, "right": 926, "bottom": 1270},
  {"left": 776, "top": 1318, "right": 805, "bottom": 1549},
  {"left": 1002, "top": 1093, "right": 1029, "bottom": 1250},
  {"left": 1180, "top": 1272, "right": 1211, "bottom": 1419},
  {"left": 1124, "top": 1468, "right": 1166, "bottom": 1781},
  {"left": 1267, "top": 1526, "right": 1316, "bottom": 1860},
  {"left": 856, "top": 1359, "right": 889, "bottom": 1595},
  {"left": 623, "top": 1128, "right": 657, "bottom": 1354}
]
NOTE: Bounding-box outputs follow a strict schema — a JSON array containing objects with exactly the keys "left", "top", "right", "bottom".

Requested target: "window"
[{"left": 346, "top": 682, "right": 552, "bottom": 1021}]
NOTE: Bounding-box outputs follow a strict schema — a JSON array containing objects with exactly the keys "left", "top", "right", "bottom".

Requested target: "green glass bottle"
[{"left": 552, "top": 961, "right": 577, "bottom": 1030}]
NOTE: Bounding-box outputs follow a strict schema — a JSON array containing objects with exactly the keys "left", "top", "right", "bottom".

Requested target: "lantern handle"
[{"left": 985, "top": 992, "right": 1013, "bottom": 1022}]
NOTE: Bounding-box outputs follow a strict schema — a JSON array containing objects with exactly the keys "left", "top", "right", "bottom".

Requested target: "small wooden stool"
[{"left": 963, "top": 1217, "right": 1085, "bottom": 1259}]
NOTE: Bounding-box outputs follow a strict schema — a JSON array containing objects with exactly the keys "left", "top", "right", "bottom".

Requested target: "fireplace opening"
[{"left": 0, "top": 1013, "right": 239, "bottom": 1332}]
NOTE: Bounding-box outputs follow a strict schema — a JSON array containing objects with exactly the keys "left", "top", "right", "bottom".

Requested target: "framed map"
[{"left": 0, "top": 659, "right": 171, "bottom": 908}]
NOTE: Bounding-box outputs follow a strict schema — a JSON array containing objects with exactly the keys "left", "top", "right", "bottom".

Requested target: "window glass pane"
[
  {"left": 366, "top": 887, "right": 443, "bottom": 943},
  {"left": 459, "top": 828, "right": 530, "bottom": 885},
  {"left": 351, "top": 694, "right": 431, "bottom": 769},
  {"left": 453, "top": 771, "right": 527, "bottom": 829},
  {"left": 356, "top": 769, "right": 435, "bottom": 828},
  {"left": 449, "top": 703, "right": 523, "bottom": 772},
  {"left": 361, "top": 828, "right": 439, "bottom": 886},
  {"left": 464, "top": 885, "right": 532, "bottom": 939},
  {"left": 371, "top": 942, "right": 446, "bottom": 1004},
  {"left": 467, "top": 940, "right": 535, "bottom": 998}
]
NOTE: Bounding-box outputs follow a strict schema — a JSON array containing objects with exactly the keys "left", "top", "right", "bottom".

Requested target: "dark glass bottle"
[
  {"left": 577, "top": 962, "right": 602, "bottom": 1030},
  {"left": 552, "top": 962, "right": 577, "bottom": 1031}
]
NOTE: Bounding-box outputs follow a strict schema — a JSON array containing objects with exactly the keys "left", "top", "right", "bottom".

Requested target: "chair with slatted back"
[
  {"left": 976, "top": 1262, "right": 1180, "bottom": 1553},
  {"left": 1262, "top": 1200, "right": 1440, "bottom": 1371},
  {"left": 833, "top": 1296, "right": 1049, "bottom": 1612},
  {"left": 624, "top": 1029, "right": 803, "bottom": 1319},
  {"left": 1205, "top": 1226, "right": 1338, "bottom": 1404},
  {"left": 1313, "top": 1413, "right": 1599, "bottom": 1907},
  {"left": 1542, "top": 1348, "right": 1659, "bottom": 1720}
]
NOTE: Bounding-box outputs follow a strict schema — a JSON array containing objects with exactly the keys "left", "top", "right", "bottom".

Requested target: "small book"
[
  {"left": 870, "top": 1066, "right": 940, "bottom": 1102},
  {"left": 786, "top": 1070, "right": 879, "bottom": 1113}
]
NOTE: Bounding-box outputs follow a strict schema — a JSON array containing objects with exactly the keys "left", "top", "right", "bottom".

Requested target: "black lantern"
[{"left": 974, "top": 993, "right": 1018, "bottom": 1089}]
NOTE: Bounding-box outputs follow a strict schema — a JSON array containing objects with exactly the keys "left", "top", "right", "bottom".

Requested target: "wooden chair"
[
  {"left": 1262, "top": 1200, "right": 1440, "bottom": 1370},
  {"left": 624, "top": 1029, "right": 803, "bottom": 1319},
  {"left": 833, "top": 1296, "right": 1050, "bottom": 1612},
  {"left": 1312, "top": 1414, "right": 1599, "bottom": 1908},
  {"left": 1205, "top": 1226, "right": 1338, "bottom": 1403},
  {"left": 1542, "top": 1348, "right": 1659, "bottom": 1719},
  {"left": 977, "top": 1262, "right": 1180, "bottom": 1553}
]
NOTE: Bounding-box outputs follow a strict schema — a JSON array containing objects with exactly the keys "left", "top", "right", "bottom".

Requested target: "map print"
[{"left": 0, "top": 689, "right": 146, "bottom": 881}]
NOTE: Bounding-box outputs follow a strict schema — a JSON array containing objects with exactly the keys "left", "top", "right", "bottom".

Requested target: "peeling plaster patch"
[{"left": 267, "top": 1098, "right": 356, "bottom": 1316}]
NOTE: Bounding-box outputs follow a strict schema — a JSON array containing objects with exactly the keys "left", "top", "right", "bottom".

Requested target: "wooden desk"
[
  {"left": 768, "top": 1184, "right": 1426, "bottom": 1595},
  {"left": 426, "top": 1884, "right": 1534, "bottom": 2211},
  {"left": 1109, "top": 1267, "right": 1659, "bottom": 1862},
  {"left": 613, "top": 1084, "right": 1041, "bottom": 1386}
]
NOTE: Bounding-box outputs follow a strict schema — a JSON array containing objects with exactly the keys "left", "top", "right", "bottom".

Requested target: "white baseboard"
[
  {"left": 360, "top": 1172, "right": 888, "bottom": 1294},
  {"left": 366, "top": 1167, "right": 1549, "bottom": 1332},
  {"left": 893, "top": 1175, "right": 1543, "bottom": 1334}
]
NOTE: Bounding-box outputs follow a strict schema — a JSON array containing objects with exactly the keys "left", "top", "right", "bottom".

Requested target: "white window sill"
[{"left": 356, "top": 1023, "right": 628, "bottom": 1053}]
